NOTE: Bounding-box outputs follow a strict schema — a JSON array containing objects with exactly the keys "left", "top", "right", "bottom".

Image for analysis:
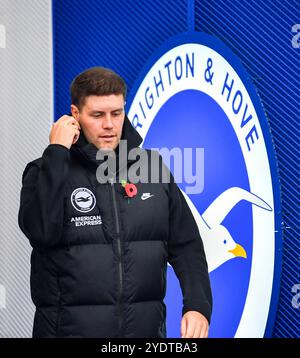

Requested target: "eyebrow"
[{"left": 89, "top": 108, "right": 124, "bottom": 114}]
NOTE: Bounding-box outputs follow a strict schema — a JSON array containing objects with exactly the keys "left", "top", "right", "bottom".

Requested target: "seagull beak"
[{"left": 228, "top": 244, "right": 247, "bottom": 258}]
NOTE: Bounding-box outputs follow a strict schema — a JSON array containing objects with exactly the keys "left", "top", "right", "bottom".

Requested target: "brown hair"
[{"left": 70, "top": 67, "right": 127, "bottom": 109}]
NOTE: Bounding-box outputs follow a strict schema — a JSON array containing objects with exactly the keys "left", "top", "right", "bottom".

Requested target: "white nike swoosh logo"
[{"left": 141, "top": 193, "right": 154, "bottom": 201}]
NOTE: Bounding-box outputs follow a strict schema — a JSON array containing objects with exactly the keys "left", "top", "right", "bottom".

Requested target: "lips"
[{"left": 100, "top": 135, "right": 116, "bottom": 140}]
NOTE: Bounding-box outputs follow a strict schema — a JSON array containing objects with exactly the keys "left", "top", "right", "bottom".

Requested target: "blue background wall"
[{"left": 53, "top": 0, "right": 300, "bottom": 337}]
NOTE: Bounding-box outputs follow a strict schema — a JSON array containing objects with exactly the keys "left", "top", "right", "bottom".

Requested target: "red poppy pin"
[{"left": 121, "top": 180, "right": 137, "bottom": 203}]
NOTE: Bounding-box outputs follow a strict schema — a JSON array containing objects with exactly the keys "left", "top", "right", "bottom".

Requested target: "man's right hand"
[{"left": 49, "top": 115, "right": 81, "bottom": 149}]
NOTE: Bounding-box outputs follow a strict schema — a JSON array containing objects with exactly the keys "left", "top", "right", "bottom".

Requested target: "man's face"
[{"left": 72, "top": 94, "right": 125, "bottom": 150}]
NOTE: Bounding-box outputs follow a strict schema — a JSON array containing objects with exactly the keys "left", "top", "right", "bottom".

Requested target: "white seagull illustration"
[
  {"left": 0, "top": 284, "right": 6, "bottom": 309},
  {"left": 181, "top": 187, "right": 272, "bottom": 272}
]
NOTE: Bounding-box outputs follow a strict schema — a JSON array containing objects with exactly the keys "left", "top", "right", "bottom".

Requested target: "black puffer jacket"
[{"left": 18, "top": 116, "right": 212, "bottom": 338}]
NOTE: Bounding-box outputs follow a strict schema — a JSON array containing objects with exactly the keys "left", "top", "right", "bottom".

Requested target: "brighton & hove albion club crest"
[
  {"left": 127, "top": 33, "right": 282, "bottom": 338},
  {"left": 71, "top": 187, "right": 96, "bottom": 213}
]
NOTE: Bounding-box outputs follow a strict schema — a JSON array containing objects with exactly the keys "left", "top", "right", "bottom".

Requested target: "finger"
[
  {"left": 193, "top": 324, "right": 201, "bottom": 338},
  {"left": 181, "top": 316, "right": 187, "bottom": 338},
  {"left": 57, "top": 115, "right": 77, "bottom": 126},
  {"left": 70, "top": 119, "right": 81, "bottom": 131},
  {"left": 73, "top": 133, "right": 80, "bottom": 144},
  {"left": 72, "top": 128, "right": 80, "bottom": 144},
  {"left": 65, "top": 117, "right": 78, "bottom": 126},
  {"left": 55, "top": 115, "right": 72, "bottom": 124},
  {"left": 185, "top": 318, "right": 195, "bottom": 338},
  {"left": 205, "top": 325, "right": 209, "bottom": 338},
  {"left": 199, "top": 323, "right": 208, "bottom": 338},
  {"left": 73, "top": 128, "right": 80, "bottom": 137},
  {"left": 72, "top": 120, "right": 81, "bottom": 130}
]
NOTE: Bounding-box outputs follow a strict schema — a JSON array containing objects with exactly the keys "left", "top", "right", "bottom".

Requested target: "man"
[{"left": 18, "top": 67, "right": 212, "bottom": 338}]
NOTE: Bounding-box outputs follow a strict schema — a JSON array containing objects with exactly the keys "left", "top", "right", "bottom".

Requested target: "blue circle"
[
  {"left": 128, "top": 32, "right": 282, "bottom": 338},
  {"left": 143, "top": 90, "right": 252, "bottom": 337}
]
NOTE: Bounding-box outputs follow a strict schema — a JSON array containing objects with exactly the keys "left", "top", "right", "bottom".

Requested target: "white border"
[{"left": 128, "top": 44, "right": 275, "bottom": 337}]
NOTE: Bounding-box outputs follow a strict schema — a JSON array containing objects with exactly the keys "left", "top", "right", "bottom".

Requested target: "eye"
[
  {"left": 112, "top": 111, "right": 122, "bottom": 117},
  {"left": 223, "top": 239, "right": 227, "bottom": 244}
]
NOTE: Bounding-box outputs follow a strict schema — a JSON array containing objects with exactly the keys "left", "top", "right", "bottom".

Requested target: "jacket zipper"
[{"left": 109, "top": 178, "right": 124, "bottom": 336}]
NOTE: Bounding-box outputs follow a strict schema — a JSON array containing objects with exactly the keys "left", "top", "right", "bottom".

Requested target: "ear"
[{"left": 71, "top": 104, "right": 79, "bottom": 119}]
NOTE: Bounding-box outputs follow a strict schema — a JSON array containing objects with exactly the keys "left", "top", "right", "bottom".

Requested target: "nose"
[{"left": 102, "top": 114, "right": 113, "bottom": 129}]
